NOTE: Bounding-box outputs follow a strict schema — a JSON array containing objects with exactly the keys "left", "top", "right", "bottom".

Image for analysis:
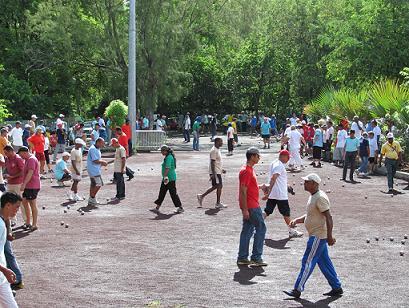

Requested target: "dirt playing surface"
[{"left": 12, "top": 136, "right": 409, "bottom": 307}]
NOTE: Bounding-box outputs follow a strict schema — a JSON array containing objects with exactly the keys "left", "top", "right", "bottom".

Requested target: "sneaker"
[
  {"left": 215, "top": 202, "right": 227, "bottom": 209},
  {"left": 323, "top": 288, "right": 343, "bottom": 297},
  {"left": 11, "top": 281, "right": 24, "bottom": 290},
  {"left": 175, "top": 207, "right": 184, "bottom": 214},
  {"left": 236, "top": 259, "right": 252, "bottom": 266},
  {"left": 283, "top": 289, "right": 301, "bottom": 298},
  {"left": 57, "top": 181, "right": 64, "bottom": 187},
  {"left": 67, "top": 192, "right": 74, "bottom": 200},
  {"left": 40, "top": 174, "right": 47, "bottom": 180},
  {"left": 197, "top": 194, "right": 203, "bottom": 207},
  {"left": 88, "top": 197, "right": 98, "bottom": 206},
  {"left": 74, "top": 194, "right": 84, "bottom": 201},
  {"left": 289, "top": 229, "right": 304, "bottom": 238},
  {"left": 250, "top": 259, "right": 268, "bottom": 267}
]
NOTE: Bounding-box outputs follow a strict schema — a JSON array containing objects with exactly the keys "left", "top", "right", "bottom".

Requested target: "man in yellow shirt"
[{"left": 379, "top": 133, "right": 402, "bottom": 193}]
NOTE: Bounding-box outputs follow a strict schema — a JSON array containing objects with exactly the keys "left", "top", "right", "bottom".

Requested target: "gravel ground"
[{"left": 12, "top": 136, "right": 409, "bottom": 307}]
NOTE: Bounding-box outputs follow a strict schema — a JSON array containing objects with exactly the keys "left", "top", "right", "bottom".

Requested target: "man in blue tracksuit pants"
[{"left": 284, "top": 173, "right": 343, "bottom": 298}]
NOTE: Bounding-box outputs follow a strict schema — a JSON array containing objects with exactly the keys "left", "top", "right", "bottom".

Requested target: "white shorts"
[
  {"left": 0, "top": 282, "right": 18, "bottom": 308},
  {"left": 71, "top": 174, "right": 82, "bottom": 181}
]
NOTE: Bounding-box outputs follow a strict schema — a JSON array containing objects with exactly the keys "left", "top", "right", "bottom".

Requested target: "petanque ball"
[
  {"left": 402, "top": 240, "right": 405, "bottom": 245},
  {"left": 67, "top": 206, "right": 70, "bottom": 210},
  {"left": 60, "top": 221, "right": 64, "bottom": 226},
  {"left": 375, "top": 236, "right": 379, "bottom": 241},
  {"left": 81, "top": 212, "right": 84, "bottom": 216},
  {"left": 65, "top": 224, "right": 69, "bottom": 228},
  {"left": 63, "top": 210, "right": 67, "bottom": 214},
  {"left": 390, "top": 237, "right": 394, "bottom": 242},
  {"left": 365, "top": 196, "right": 368, "bottom": 199},
  {"left": 404, "top": 234, "right": 408, "bottom": 239},
  {"left": 42, "top": 206, "right": 46, "bottom": 210},
  {"left": 366, "top": 239, "right": 370, "bottom": 243},
  {"left": 400, "top": 251, "right": 404, "bottom": 256}
]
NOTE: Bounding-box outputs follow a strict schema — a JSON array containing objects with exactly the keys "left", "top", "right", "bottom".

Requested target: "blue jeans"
[
  {"left": 358, "top": 156, "right": 369, "bottom": 173},
  {"left": 238, "top": 207, "right": 266, "bottom": 261},
  {"left": 5, "top": 240, "right": 23, "bottom": 283},
  {"left": 294, "top": 236, "right": 341, "bottom": 292},
  {"left": 183, "top": 129, "right": 190, "bottom": 142},
  {"left": 192, "top": 131, "right": 199, "bottom": 150}
]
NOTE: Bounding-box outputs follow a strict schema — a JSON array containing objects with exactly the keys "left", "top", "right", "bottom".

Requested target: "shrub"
[{"left": 104, "top": 99, "right": 128, "bottom": 128}]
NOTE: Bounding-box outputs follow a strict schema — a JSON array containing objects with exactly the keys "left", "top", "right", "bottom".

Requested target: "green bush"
[{"left": 104, "top": 99, "right": 128, "bottom": 128}]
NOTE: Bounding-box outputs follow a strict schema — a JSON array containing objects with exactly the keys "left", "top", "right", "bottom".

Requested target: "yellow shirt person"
[{"left": 381, "top": 137, "right": 402, "bottom": 160}]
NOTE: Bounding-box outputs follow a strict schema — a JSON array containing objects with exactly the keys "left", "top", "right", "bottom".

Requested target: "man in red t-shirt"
[
  {"left": 237, "top": 147, "right": 267, "bottom": 267},
  {"left": 121, "top": 119, "right": 132, "bottom": 156},
  {"left": 304, "top": 123, "right": 315, "bottom": 157},
  {"left": 115, "top": 127, "right": 134, "bottom": 181},
  {"left": 27, "top": 128, "right": 46, "bottom": 176}
]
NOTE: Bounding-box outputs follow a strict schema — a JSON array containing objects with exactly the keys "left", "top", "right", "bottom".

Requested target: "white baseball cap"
[
  {"left": 301, "top": 173, "right": 322, "bottom": 184},
  {"left": 74, "top": 138, "right": 86, "bottom": 145},
  {"left": 59, "top": 114, "right": 65, "bottom": 118},
  {"left": 62, "top": 152, "right": 71, "bottom": 157},
  {"left": 386, "top": 132, "right": 394, "bottom": 139},
  {"left": 31, "top": 114, "right": 38, "bottom": 119}
]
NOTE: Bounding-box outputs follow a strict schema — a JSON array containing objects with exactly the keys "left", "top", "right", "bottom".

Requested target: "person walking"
[
  {"left": 227, "top": 123, "right": 234, "bottom": 156},
  {"left": 263, "top": 150, "right": 303, "bottom": 238},
  {"left": 288, "top": 126, "right": 305, "bottom": 171},
  {"left": 110, "top": 138, "right": 126, "bottom": 201},
  {"left": 341, "top": 130, "right": 359, "bottom": 183},
  {"left": 70, "top": 138, "right": 86, "bottom": 201},
  {"left": 237, "top": 147, "right": 267, "bottom": 267},
  {"left": 86, "top": 138, "right": 108, "bottom": 206},
  {"left": 0, "top": 192, "right": 21, "bottom": 308},
  {"left": 18, "top": 146, "right": 41, "bottom": 231},
  {"left": 8, "top": 122, "right": 23, "bottom": 153},
  {"left": 379, "top": 133, "right": 402, "bottom": 194},
  {"left": 283, "top": 173, "right": 343, "bottom": 299},
  {"left": 153, "top": 145, "right": 184, "bottom": 213},
  {"left": 192, "top": 118, "right": 201, "bottom": 151},
  {"left": 197, "top": 137, "right": 227, "bottom": 209}
]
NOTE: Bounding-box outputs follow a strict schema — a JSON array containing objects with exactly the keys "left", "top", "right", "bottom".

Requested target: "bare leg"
[
  {"left": 23, "top": 199, "right": 31, "bottom": 225},
  {"left": 71, "top": 180, "right": 79, "bottom": 194},
  {"left": 216, "top": 186, "right": 222, "bottom": 204},
  {"left": 30, "top": 200, "right": 38, "bottom": 228}
]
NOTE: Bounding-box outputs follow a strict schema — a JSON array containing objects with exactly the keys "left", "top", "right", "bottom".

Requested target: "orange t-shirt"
[
  {"left": 117, "top": 133, "right": 129, "bottom": 156},
  {"left": 0, "top": 136, "right": 9, "bottom": 156},
  {"left": 27, "top": 134, "right": 45, "bottom": 153},
  {"left": 239, "top": 165, "right": 260, "bottom": 209}
]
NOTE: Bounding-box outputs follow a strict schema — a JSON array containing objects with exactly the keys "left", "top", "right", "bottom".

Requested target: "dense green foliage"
[
  {"left": 1, "top": 0, "right": 409, "bottom": 120},
  {"left": 105, "top": 99, "right": 128, "bottom": 128}
]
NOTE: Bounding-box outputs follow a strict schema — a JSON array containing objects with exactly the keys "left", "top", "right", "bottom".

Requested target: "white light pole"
[{"left": 128, "top": 0, "right": 137, "bottom": 148}]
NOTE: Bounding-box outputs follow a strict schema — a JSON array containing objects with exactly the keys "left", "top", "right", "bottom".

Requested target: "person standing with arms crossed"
[
  {"left": 284, "top": 173, "right": 342, "bottom": 299},
  {"left": 237, "top": 147, "right": 267, "bottom": 267},
  {"left": 197, "top": 137, "right": 227, "bottom": 209}
]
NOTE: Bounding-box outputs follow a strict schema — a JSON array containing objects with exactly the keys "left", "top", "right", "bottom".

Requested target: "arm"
[
  {"left": 20, "top": 169, "right": 34, "bottom": 191},
  {"left": 323, "top": 210, "right": 336, "bottom": 245},
  {"left": 121, "top": 157, "right": 126, "bottom": 173},
  {"left": 210, "top": 159, "right": 216, "bottom": 177},
  {"left": 265, "top": 173, "right": 279, "bottom": 198},
  {"left": 0, "top": 264, "right": 16, "bottom": 284},
  {"left": 289, "top": 214, "right": 306, "bottom": 227},
  {"left": 239, "top": 184, "right": 249, "bottom": 220}
]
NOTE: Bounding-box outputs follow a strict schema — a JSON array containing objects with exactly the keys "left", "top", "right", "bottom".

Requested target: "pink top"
[
  {"left": 24, "top": 155, "right": 41, "bottom": 189},
  {"left": 5, "top": 154, "right": 25, "bottom": 185}
]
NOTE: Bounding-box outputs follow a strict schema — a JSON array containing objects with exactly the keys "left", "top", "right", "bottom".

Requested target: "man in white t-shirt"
[
  {"left": 333, "top": 124, "right": 347, "bottom": 167},
  {"left": 350, "top": 115, "right": 363, "bottom": 139},
  {"left": 323, "top": 121, "right": 334, "bottom": 162},
  {"left": 110, "top": 138, "right": 126, "bottom": 201},
  {"left": 0, "top": 192, "right": 21, "bottom": 308},
  {"left": 156, "top": 117, "right": 163, "bottom": 131},
  {"left": 183, "top": 113, "right": 191, "bottom": 143},
  {"left": 197, "top": 137, "right": 226, "bottom": 209},
  {"left": 9, "top": 122, "right": 23, "bottom": 152},
  {"left": 371, "top": 120, "right": 381, "bottom": 147},
  {"left": 70, "top": 138, "right": 86, "bottom": 201},
  {"left": 288, "top": 126, "right": 305, "bottom": 170},
  {"left": 367, "top": 131, "right": 378, "bottom": 175},
  {"left": 262, "top": 150, "right": 303, "bottom": 238}
]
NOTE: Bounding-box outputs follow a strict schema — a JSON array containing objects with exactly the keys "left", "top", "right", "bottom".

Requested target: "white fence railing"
[{"left": 134, "top": 130, "right": 167, "bottom": 151}]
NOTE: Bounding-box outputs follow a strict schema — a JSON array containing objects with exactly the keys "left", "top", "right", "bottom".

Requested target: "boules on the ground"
[
  {"left": 67, "top": 205, "right": 70, "bottom": 210},
  {"left": 400, "top": 251, "right": 404, "bottom": 256},
  {"left": 404, "top": 234, "right": 408, "bottom": 239},
  {"left": 365, "top": 196, "right": 368, "bottom": 199},
  {"left": 375, "top": 236, "right": 379, "bottom": 241},
  {"left": 60, "top": 221, "right": 64, "bottom": 226},
  {"left": 65, "top": 224, "right": 69, "bottom": 228},
  {"left": 390, "top": 237, "right": 394, "bottom": 242},
  {"left": 401, "top": 240, "right": 405, "bottom": 245},
  {"left": 366, "top": 238, "right": 370, "bottom": 243},
  {"left": 42, "top": 206, "right": 46, "bottom": 210},
  {"left": 63, "top": 210, "right": 67, "bottom": 214},
  {"left": 81, "top": 211, "right": 84, "bottom": 216}
]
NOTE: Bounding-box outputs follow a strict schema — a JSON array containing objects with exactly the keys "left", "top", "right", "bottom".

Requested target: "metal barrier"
[{"left": 134, "top": 130, "right": 167, "bottom": 151}]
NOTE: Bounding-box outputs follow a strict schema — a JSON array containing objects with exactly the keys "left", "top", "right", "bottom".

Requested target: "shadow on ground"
[
  {"left": 233, "top": 266, "right": 266, "bottom": 285},
  {"left": 265, "top": 238, "right": 291, "bottom": 250},
  {"left": 284, "top": 295, "right": 341, "bottom": 308}
]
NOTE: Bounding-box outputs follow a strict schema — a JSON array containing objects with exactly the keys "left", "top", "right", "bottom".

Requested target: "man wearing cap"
[
  {"left": 69, "top": 138, "right": 86, "bottom": 201},
  {"left": 56, "top": 114, "right": 65, "bottom": 129},
  {"left": 27, "top": 127, "right": 46, "bottom": 177},
  {"left": 284, "top": 173, "right": 342, "bottom": 299},
  {"left": 52, "top": 123, "right": 66, "bottom": 163},
  {"left": 18, "top": 146, "right": 41, "bottom": 231},
  {"left": 379, "top": 133, "right": 402, "bottom": 193},
  {"left": 237, "top": 147, "right": 268, "bottom": 267},
  {"left": 8, "top": 122, "right": 23, "bottom": 153},
  {"left": 263, "top": 150, "right": 303, "bottom": 238},
  {"left": 54, "top": 152, "right": 72, "bottom": 186},
  {"left": 342, "top": 130, "right": 360, "bottom": 183},
  {"left": 87, "top": 138, "right": 108, "bottom": 206},
  {"left": 115, "top": 127, "right": 134, "bottom": 181},
  {"left": 110, "top": 138, "right": 126, "bottom": 201},
  {"left": 350, "top": 115, "right": 363, "bottom": 139},
  {"left": 28, "top": 115, "right": 37, "bottom": 135}
]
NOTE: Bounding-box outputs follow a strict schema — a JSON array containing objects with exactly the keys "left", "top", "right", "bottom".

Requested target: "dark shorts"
[
  {"left": 210, "top": 174, "right": 223, "bottom": 187},
  {"left": 44, "top": 150, "right": 50, "bottom": 165},
  {"left": 261, "top": 134, "right": 270, "bottom": 139},
  {"left": 265, "top": 199, "right": 290, "bottom": 217},
  {"left": 369, "top": 157, "right": 375, "bottom": 163},
  {"left": 35, "top": 152, "right": 46, "bottom": 162},
  {"left": 313, "top": 146, "right": 322, "bottom": 159},
  {"left": 23, "top": 188, "right": 40, "bottom": 200},
  {"left": 58, "top": 173, "right": 71, "bottom": 181},
  {"left": 307, "top": 141, "right": 313, "bottom": 148}
]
